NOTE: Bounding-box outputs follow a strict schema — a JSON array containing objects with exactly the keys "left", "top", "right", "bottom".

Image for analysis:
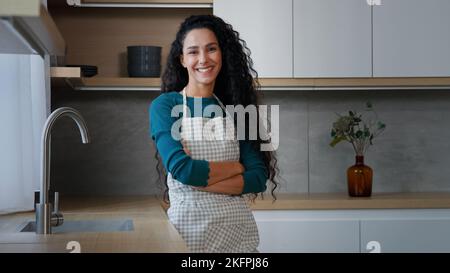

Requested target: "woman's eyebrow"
[{"left": 186, "top": 43, "right": 219, "bottom": 50}]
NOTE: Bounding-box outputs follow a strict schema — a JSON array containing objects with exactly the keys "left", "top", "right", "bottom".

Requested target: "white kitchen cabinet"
[
  {"left": 253, "top": 211, "right": 360, "bottom": 253},
  {"left": 214, "top": 0, "right": 293, "bottom": 78},
  {"left": 361, "top": 219, "right": 450, "bottom": 253},
  {"left": 373, "top": 0, "right": 450, "bottom": 77},
  {"left": 214, "top": 0, "right": 450, "bottom": 79},
  {"left": 0, "top": 19, "right": 37, "bottom": 54},
  {"left": 0, "top": 4, "right": 65, "bottom": 56},
  {"left": 254, "top": 209, "right": 450, "bottom": 253},
  {"left": 293, "top": 0, "right": 372, "bottom": 78}
]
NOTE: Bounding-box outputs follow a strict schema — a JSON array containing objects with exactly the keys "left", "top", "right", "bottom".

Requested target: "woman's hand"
[{"left": 181, "top": 140, "right": 191, "bottom": 156}]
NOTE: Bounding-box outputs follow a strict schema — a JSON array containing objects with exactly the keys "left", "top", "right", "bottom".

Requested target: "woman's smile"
[
  {"left": 195, "top": 65, "right": 215, "bottom": 77},
  {"left": 196, "top": 66, "right": 213, "bottom": 73}
]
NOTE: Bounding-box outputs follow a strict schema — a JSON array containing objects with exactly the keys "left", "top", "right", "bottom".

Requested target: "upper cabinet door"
[
  {"left": 373, "top": 0, "right": 450, "bottom": 77},
  {"left": 293, "top": 0, "right": 372, "bottom": 78},
  {"left": 214, "top": 0, "right": 293, "bottom": 78}
]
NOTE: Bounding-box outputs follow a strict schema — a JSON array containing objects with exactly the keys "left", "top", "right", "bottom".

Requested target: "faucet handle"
[
  {"left": 51, "top": 191, "right": 64, "bottom": 227},
  {"left": 53, "top": 191, "right": 59, "bottom": 214}
]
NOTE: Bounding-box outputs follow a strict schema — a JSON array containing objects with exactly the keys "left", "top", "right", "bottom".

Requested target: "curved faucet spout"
[{"left": 37, "top": 107, "right": 90, "bottom": 234}]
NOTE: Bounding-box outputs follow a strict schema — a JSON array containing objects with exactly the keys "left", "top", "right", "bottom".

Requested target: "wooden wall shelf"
[
  {"left": 48, "top": 3, "right": 450, "bottom": 92},
  {"left": 49, "top": 5, "right": 212, "bottom": 79},
  {"left": 50, "top": 66, "right": 81, "bottom": 78},
  {"left": 59, "top": 76, "right": 450, "bottom": 91},
  {"left": 65, "top": 77, "right": 161, "bottom": 91}
]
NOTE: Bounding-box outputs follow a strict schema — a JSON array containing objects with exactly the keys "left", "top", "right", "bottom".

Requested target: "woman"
[{"left": 150, "top": 14, "right": 278, "bottom": 253}]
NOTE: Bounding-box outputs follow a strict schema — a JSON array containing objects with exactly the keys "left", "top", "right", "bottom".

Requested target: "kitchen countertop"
[
  {"left": 2, "top": 192, "right": 450, "bottom": 252},
  {"left": 0, "top": 196, "right": 188, "bottom": 253}
]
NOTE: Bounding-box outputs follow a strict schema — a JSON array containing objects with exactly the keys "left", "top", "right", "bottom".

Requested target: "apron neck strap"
[{"left": 182, "top": 88, "right": 188, "bottom": 119}]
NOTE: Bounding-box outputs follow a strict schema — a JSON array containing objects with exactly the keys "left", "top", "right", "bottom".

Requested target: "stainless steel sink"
[{"left": 19, "top": 219, "right": 134, "bottom": 233}]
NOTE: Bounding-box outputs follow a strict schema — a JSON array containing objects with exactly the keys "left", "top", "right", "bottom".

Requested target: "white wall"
[{"left": 0, "top": 53, "right": 47, "bottom": 213}]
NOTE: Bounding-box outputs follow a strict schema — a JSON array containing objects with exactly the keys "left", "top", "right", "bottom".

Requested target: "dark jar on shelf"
[{"left": 347, "top": 155, "right": 373, "bottom": 197}]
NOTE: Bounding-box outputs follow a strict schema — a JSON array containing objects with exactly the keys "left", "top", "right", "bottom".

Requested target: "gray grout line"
[
  {"left": 307, "top": 92, "right": 310, "bottom": 193},
  {"left": 359, "top": 220, "right": 362, "bottom": 253},
  {"left": 292, "top": 0, "right": 295, "bottom": 78},
  {"left": 371, "top": 5, "right": 374, "bottom": 77}
]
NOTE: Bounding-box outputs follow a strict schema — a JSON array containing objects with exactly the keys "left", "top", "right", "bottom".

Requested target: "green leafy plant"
[{"left": 330, "top": 102, "right": 386, "bottom": 156}]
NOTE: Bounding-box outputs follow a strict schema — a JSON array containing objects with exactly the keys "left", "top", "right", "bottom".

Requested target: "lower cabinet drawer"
[
  {"left": 253, "top": 210, "right": 450, "bottom": 252},
  {"left": 361, "top": 219, "right": 450, "bottom": 253},
  {"left": 254, "top": 217, "right": 359, "bottom": 253}
]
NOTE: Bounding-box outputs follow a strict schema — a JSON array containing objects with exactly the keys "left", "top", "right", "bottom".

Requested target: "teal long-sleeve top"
[{"left": 149, "top": 91, "right": 268, "bottom": 194}]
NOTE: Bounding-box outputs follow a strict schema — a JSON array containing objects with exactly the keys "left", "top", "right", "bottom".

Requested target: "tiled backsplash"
[{"left": 51, "top": 88, "right": 450, "bottom": 195}]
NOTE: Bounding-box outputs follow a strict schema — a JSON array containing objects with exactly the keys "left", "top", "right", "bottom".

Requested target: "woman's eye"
[
  {"left": 209, "top": 47, "right": 217, "bottom": 52},
  {"left": 188, "top": 51, "right": 197, "bottom": 55}
]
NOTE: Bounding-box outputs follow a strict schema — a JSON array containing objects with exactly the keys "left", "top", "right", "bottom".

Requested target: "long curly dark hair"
[{"left": 155, "top": 14, "right": 279, "bottom": 202}]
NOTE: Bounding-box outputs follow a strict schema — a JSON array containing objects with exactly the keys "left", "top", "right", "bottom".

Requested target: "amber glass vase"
[{"left": 347, "top": 155, "right": 373, "bottom": 197}]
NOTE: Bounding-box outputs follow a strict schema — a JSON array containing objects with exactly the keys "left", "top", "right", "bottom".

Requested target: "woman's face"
[{"left": 180, "top": 28, "right": 222, "bottom": 88}]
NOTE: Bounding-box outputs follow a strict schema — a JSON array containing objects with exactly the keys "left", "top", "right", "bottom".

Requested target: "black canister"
[{"left": 127, "top": 45, "right": 162, "bottom": 77}]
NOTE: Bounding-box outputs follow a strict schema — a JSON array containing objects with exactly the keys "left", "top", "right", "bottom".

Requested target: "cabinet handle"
[{"left": 366, "top": 0, "right": 382, "bottom": 6}]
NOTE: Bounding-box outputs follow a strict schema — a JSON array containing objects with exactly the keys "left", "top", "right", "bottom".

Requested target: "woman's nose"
[{"left": 198, "top": 51, "right": 208, "bottom": 64}]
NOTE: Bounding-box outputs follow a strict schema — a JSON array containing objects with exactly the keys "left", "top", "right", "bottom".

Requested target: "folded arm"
[
  {"left": 207, "top": 161, "right": 244, "bottom": 185},
  {"left": 195, "top": 141, "right": 269, "bottom": 195},
  {"left": 150, "top": 95, "right": 244, "bottom": 187}
]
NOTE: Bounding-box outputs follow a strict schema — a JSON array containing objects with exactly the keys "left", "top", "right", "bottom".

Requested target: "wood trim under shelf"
[
  {"left": 66, "top": 77, "right": 161, "bottom": 91},
  {"left": 259, "top": 77, "right": 450, "bottom": 90},
  {"left": 250, "top": 192, "right": 450, "bottom": 210},
  {"left": 82, "top": 0, "right": 213, "bottom": 3},
  {"left": 260, "top": 77, "right": 450, "bottom": 87},
  {"left": 60, "top": 76, "right": 450, "bottom": 91}
]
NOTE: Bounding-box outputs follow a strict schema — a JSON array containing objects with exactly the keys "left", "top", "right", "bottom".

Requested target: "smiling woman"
[{"left": 149, "top": 15, "right": 279, "bottom": 253}]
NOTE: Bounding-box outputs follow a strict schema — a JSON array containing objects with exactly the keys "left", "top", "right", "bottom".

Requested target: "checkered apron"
[{"left": 166, "top": 89, "right": 259, "bottom": 253}]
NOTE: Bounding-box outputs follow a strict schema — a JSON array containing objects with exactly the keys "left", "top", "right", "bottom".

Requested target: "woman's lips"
[
  {"left": 196, "top": 66, "right": 213, "bottom": 72},
  {"left": 195, "top": 66, "right": 214, "bottom": 76}
]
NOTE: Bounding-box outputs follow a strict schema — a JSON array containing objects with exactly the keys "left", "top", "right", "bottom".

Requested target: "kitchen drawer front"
[
  {"left": 253, "top": 211, "right": 359, "bottom": 253},
  {"left": 361, "top": 219, "right": 450, "bottom": 253}
]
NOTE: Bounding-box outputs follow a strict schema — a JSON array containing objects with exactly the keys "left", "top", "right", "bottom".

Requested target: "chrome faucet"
[{"left": 35, "top": 107, "right": 90, "bottom": 234}]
